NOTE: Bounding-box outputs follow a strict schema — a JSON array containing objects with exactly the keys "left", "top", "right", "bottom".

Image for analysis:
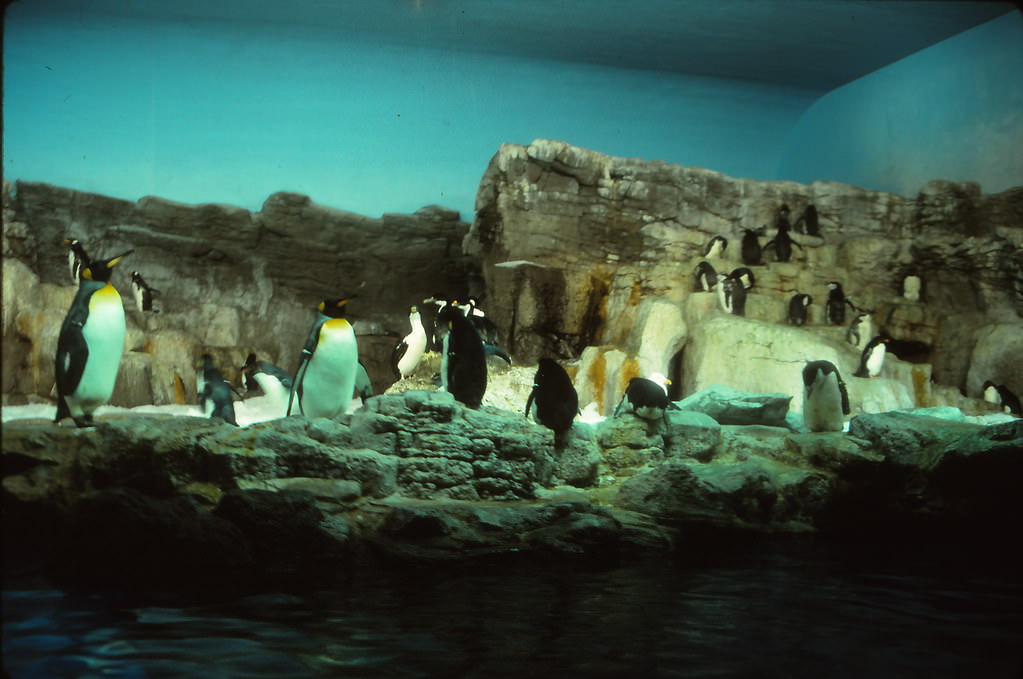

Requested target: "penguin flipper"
[
  {"left": 524, "top": 388, "right": 537, "bottom": 418},
  {"left": 392, "top": 339, "right": 408, "bottom": 379},
  {"left": 612, "top": 394, "right": 627, "bottom": 417},
  {"left": 838, "top": 377, "right": 851, "bottom": 415},
  {"left": 288, "top": 318, "right": 325, "bottom": 415},
  {"left": 54, "top": 319, "right": 89, "bottom": 406}
]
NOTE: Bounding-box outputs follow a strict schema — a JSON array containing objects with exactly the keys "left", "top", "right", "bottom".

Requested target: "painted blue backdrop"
[{"left": 3, "top": 4, "right": 1021, "bottom": 219}]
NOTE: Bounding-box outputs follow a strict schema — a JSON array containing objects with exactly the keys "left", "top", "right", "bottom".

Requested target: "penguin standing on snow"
[
  {"left": 982, "top": 381, "right": 1021, "bottom": 416},
  {"left": 853, "top": 335, "right": 890, "bottom": 378},
  {"left": 703, "top": 235, "right": 728, "bottom": 259},
  {"left": 393, "top": 305, "right": 428, "bottom": 379},
  {"left": 130, "top": 271, "right": 160, "bottom": 312},
  {"left": 614, "top": 373, "right": 672, "bottom": 424},
  {"left": 65, "top": 238, "right": 91, "bottom": 285},
  {"left": 693, "top": 261, "right": 718, "bottom": 292},
  {"left": 825, "top": 281, "right": 857, "bottom": 325},
  {"left": 793, "top": 205, "right": 820, "bottom": 236},
  {"left": 525, "top": 358, "right": 579, "bottom": 445},
  {"left": 788, "top": 293, "right": 813, "bottom": 326},
  {"left": 740, "top": 228, "right": 763, "bottom": 266},
  {"left": 802, "top": 360, "right": 850, "bottom": 432},
  {"left": 54, "top": 249, "right": 133, "bottom": 427},
  {"left": 288, "top": 297, "right": 359, "bottom": 419},
  {"left": 717, "top": 273, "right": 747, "bottom": 316},
  {"left": 199, "top": 354, "right": 238, "bottom": 425},
  {"left": 438, "top": 303, "right": 488, "bottom": 408},
  {"left": 241, "top": 352, "right": 293, "bottom": 415}
]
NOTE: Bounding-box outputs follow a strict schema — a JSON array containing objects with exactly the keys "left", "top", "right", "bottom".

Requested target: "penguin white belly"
[
  {"left": 983, "top": 385, "right": 1000, "bottom": 405},
  {"left": 255, "top": 371, "right": 291, "bottom": 416},
  {"left": 69, "top": 286, "right": 126, "bottom": 416},
  {"left": 865, "top": 345, "right": 886, "bottom": 377},
  {"left": 440, "top": 332, "right": 451, "bottom": 392},
  {"left": 804, "top": 372, "right": 844, "bottom": 432},
  {"left": 300, "top": 319, "right": 358, "bottom": 419},
  {"left": 397, "top": 327, "right": 427, "bottom": 378}
]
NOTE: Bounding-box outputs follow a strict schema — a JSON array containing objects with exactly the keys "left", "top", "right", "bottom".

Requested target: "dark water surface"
[{"left": 4, "top": 541, "right": 1022, "bottom": 679}]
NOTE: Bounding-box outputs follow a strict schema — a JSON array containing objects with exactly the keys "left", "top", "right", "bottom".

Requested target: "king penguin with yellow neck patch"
[
  {"left": 287, "top": 296, "right": 359, "bottom": 419},
  {"left": 54, "top": 249, "right": 133, "bottom": 427}
]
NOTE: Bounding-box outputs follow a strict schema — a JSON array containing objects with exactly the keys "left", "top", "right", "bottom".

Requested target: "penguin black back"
[
  {"left": 764, "top": 222, "right": 798, "bottom": 263},
  {"left": 794, "top": 204, "right": 820, "bottom": 236},
  {"left": 741, "top": 228, "right": 763, "bottom": 266},
  {"left": 614, "top": 376, "right": 671, "bottom": 422},
  {"left": 788, "top": 293, "right": 812, "bottom": 326},
  {"left": 525, "top": 358, "right": 578, "bottom": 439},
  {"left": 693, "top": 261, "right": 717, "bottom": 292},
  {"left": 199, "top": 354, "right": 237, "bottom": 425},
  {"left": 439, "top": 304, "right": 487, "bottom": 409},
  {"left": 825, "top": 281, "right": 855, "bottom": 325}
]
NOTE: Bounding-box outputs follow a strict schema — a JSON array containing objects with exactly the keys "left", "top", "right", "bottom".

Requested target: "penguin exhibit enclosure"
[{"left": 3, "top": 1, "right": 1023, "bottom": 676}]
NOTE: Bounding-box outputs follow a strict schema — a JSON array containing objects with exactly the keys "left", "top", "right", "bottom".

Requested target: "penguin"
[
  {"left": 524, "top": 358, "right": 579, "bottom": 445},
  {"left": 65, "top": 238, "right": 91, "bottom": 284},
  {"left": 802, "top": 360, "right": 850, "bottom": 432},
  {"left": 788, "top": 293, "right": 813, "bottom": 326},
  {"left": 693, "top": 261, "right": 718, "bottom": 292},
  {"left": 729, "top": 267, "right": 755, "bottom": 290},
  {"left": 982, "top": 381, "right": 1022, "bottom": 416},
  {"left": 129, "top": 271, "right": 160, "bottom": 312},
  {"left": 703, "top": 235, "right": 728, "bottom": 259},
  {"left": 355, "top": 361, "right": 373, "bottom": 403},
  {"left": 825, "top": 281, "right": 857, "bottom": 325},
  {"left": 763, "top": 208, "right": 801, "bottom": 263},
  {"left": 902, "top": 275, "right": 923, "bottom": 302},
  {"left": 198, "top": 354, "right": 238, "bottom": 425},
  {"left": 740, "top": 228, "right": 763, "bottom": 266},
  {"left": 793, "top": 204, "right": 820, "bottom": 236},
  {"left": 853, "top": 335, "right": 890, "bottom": 378},
  {"left": 241, "top": 352, "right": 293, "bottom": 415},
  {"left": 845, "top": 312, "right": 874, "bottom": 350},
  {"left": 287, "top": 297, "right": 359, "bottom": 419},
  {"left": 392, "top": 305, "right": 428, "bottom": 379},
  {"left": 613, "top": 374, "right": 672, "bottom": 424},
  {"left": 438, "top": 302, "right": 488, "bottom": 408},
  {"left": 54, "top": 250, "right": 133, "bottom": 427},
  {"left": 422, "top": 295, "right": 453, "bottom": 352},
  {"left": 484, "top": 342, "right": 512, "bottom": 365},
  {"left": 465, "top": 297, "right": 501, "bottom": 346},
  {"left": 717, "top": 273, "right": 747, "bottom": 316}
]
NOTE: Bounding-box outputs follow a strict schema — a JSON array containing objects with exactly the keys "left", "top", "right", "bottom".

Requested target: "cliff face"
[
  {"left": 2, "top": 180, "right": 477, "bottom": 405},
  {"left": 465, "top": 139, "right": 1023, "bottom": 407}
]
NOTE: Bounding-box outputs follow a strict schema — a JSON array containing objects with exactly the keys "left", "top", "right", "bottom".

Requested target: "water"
[{"left": 4, "top": 541, "right": 1022, "bottom": 679}]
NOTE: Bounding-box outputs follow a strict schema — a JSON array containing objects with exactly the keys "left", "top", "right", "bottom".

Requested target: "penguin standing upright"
[
  {"left": 422, "top": 296, "right": 453, "bottom": 352},
  {"left": 793, "top": 204, "right": 820, "bottom": 236},
  {"left": 703, "top": 235, "right": 728, "bottom": 259},
  {"left": 614, "top": 374, "right": 672, "bottom": 424},
  {"left": 717, "top": 274, "right": 747, "bottom": 316},
  {"left": 438, "top": 302, "right": 488, "bottom": 408},
  {"left": 854, "top": 335, "right": 890, "bottom": 378},
  {"left": 393, "top": 305, "right": 428, "bottom": 379},
  {"left": 241, "top": 352, "right": 293, "bottom": 415},
  {"left": 693, "top": 261, "right": 718, "bottom": 292},
  {"left": 54, "top": 250, "right": 133, "bottom": 427},
  {"left": 199, "top": 354, "right": 238, "bottom": 425},
  {"left": 740, "top": 228, "right": 763, "bottom": 266},
  {"left": 788, "top": 293, "right": 813, "bottom": 326},
  {"left": 845, "top": 312, "right": 874, "bottom": 350},
  {"left": 802, "top": 360, "right": 850, "bottom": 432},
  {"left": 825, "top": 281, "right": 856, "bottom": 325},
  {"left": 288, "top": 297, "right": 359, "bottom": 419},
  {"left": 129, "top": 271, "right": 160, "bottom": 312},
  {"left": 524, "top": 358, "right": 579, "bottom": 445},
  {"left": 763, "top": 221, "right": 801, "bottom": 263},
  {"left": 65, "top": 238, "right": 91, "bottom": 285}
]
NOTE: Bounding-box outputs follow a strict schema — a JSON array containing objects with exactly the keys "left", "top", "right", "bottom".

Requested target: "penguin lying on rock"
[{"left": 613, "top": 373, "right": 676, "bottom": 425}]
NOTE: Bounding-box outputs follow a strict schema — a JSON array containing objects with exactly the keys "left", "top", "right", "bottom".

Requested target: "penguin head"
[
  {"left": 319, "top": 297, "right": 352, "bottom": 319},
  {"left": 81, "top": 250, "right": 133, "bottom": 283},
  {"left": 241, "top": 352, "right": 258, "bottom": 371},
  {"left": 827, "top": 281, "right": 841, "bottom": 291},
  {"left": 802, "top": 294, "right": 813, "bottom": 306}
]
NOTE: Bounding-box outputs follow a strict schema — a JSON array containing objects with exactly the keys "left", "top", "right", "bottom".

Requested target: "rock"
[
  {"left": 663, "top": 410, "right": 721, "bottom": 462},
  {"left": 677, "top": 384, "right": 792, "bottom": 427}
]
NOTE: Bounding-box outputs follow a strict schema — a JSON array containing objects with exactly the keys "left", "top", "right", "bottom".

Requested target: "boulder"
[{"left": 677, "top": 384, "right": 792, "bottom": 427}]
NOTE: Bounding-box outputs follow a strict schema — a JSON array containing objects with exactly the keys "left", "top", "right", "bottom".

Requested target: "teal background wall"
[{"left": 778, "top": 12, "right": 1023, "bottom": 196}]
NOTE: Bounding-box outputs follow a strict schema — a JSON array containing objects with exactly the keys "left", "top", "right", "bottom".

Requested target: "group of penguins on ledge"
[{"left": 52, "top": 229, "right": 1021, "bottom": 437}]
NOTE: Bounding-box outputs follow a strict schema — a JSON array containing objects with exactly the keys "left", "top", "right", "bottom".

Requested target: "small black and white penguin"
[
  {"left": 845, "top": 312, "right": 874, "bottom": 350},
  {"left": 802, "top": 360, "right": 850, "bottom": 432},
  {"left": 524, "top": 358, "right": 579, "bottom": 445},
  {"left": 613, "top": 373, "right": 672, "bottom": 424},
  {"left": 54, "top": 250, "right": 133, "bottom": 427},
  {"left": 464, "top": 297, "right": 501, "bottom": 346},
  {"left": 392, "top": 305, "right": 428, "bottom": 379},
  {"left": 129, "top": 271, "right": 160, "bottom": 312},
  {"left": 793, "top": 205, "right": 820, "bottom": 236},
  {"left": 853, "top": 335, "right": 890, "bottom": 378},
  {"left": 703, "top": 235, "right": 728, "bottom": 259},
  {"left": 693, "top": 261, "right": 718, "bottom": 292},
  {"left": 288, "top": 297, "right": 360, "bottom": 419},
  {"left": 788, "top": 293, "right": 813, "bottom": 326},
  {"left": 763, "top": 220, "right": 801, "bottom": 263},
  {"left": 982, "top": 381, "right": 1022, "bottom": 416},
  {"left": 65, "top": 238, "right": 91, "bottom": 285},
  {"left": 729, "top": 267, "right": 756, "bottom": 290},
  {"left": 241, "top": 352, "right": 293, "bottom": 415},
  {"left": 740, "top": 228, "right": 763, "bottom": 266},
  {"left": 438, "top": 302, "right": 488, "bottom": 409},
  {"left": 198, "top": 354, "right": 238, "bottom": 425},
  {"left": 902, "top": 275, "right": 923, "bottom": 302},
  {"left": 717, "top": 273, "right": 747, "bottom": 316},
  {"left": 825, "top": 281, "right": 857, "bottom": 326},
  {"left": 422, "top": 295, "right": 454, "bottom": 352}
]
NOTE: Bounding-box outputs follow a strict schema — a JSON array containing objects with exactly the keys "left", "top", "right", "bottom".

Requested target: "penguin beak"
[{"left": 106, "top": 249, "right": 134, "bottom": 268}]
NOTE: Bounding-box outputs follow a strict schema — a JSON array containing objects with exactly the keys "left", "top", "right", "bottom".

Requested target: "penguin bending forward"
[
  {"left": 614, "top": 374, "right": 673, "bottom": 424},
  {"left": 288, "top": 297, "right": 359, "bottom": 419},
  {"left": 241, "top": 352, "right": 293, "bottom": 415},
  {"left": 693, "top": 261, "right": 718, "bottom": 292},
  {"left": 438, "top": 303, "right": 488, "bottom": 408},
  {"left": 55, "top": 250, "right": 133, "bottom": 427},
  {"left": 525, "top": 358, "right": 579, "bottom": 445},
  {"left": 802, "top": 360, "right": 850, "bottom": 432},
  {"left": 199, "top": 354, "right": 238, "bottom": 425},
  {"left": 703, "top": 235, "right": 728, "bottom": 259},
  {"left": 853, "top": 335, "right": 890, "bottom": 378},
  {"left": 982, "top": 381, "right": 1022, "bottom": 416}
]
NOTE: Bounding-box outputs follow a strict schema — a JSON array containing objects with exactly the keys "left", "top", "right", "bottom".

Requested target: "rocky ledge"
[{"left": 3, "top": 390, "right": 1020, "bottom": 587}]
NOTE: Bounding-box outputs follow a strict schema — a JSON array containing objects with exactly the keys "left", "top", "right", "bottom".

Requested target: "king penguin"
[
  {"left": 802, "top": 360, "right": 850, "bottom": 432},
  {"left": 241, "top": 352, "right": 293, "bottom": 416},
  {"left": 393, "top": 305, "right": 428, "bottom": 379},
  {"left": 288, "top": 297, "right": 359, "bottom": 419},
  {"left": 854, "top": 335, "right": 890, "bottom": 378},
  {"left": 614, "top": 374, "right": 672, "bottom": 424},
  {"left": 438, "top": 302, "right": 487, "bottom": 408},
  {"left": 199, "top": 354, "right": 238, "bottom": 425},
  {"left": 54, "top": 250, "right": 133, "bottom": 427},
  {"left": 525, "top": 358, "right": 579, "bottom": 445},
  {"left": 65, "top": 238, "right": 91, "bottom": 285},
  {"left": 130, "top": 271, "right": 160, "bottom": 312},
  {"left": 788, "top": 293, "right": 813, "bottom": 326}
]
